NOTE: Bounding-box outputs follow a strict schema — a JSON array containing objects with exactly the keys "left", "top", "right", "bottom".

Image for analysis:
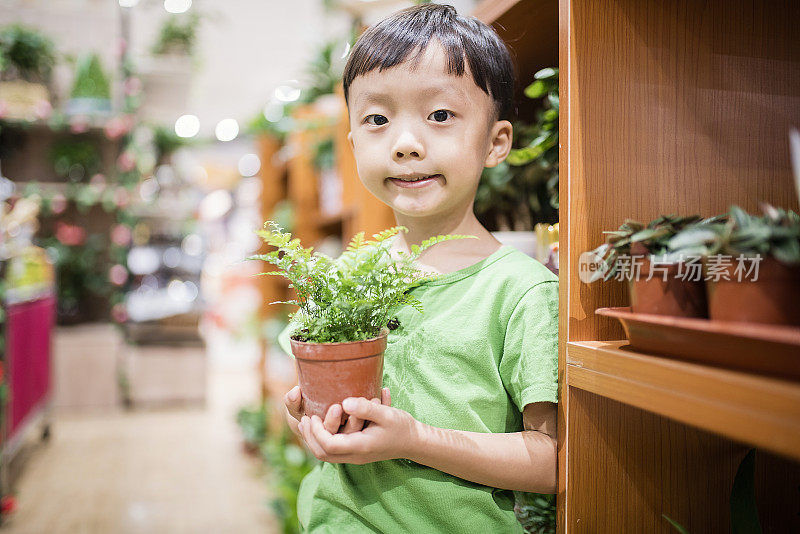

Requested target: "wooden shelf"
[
  {"left": 567, "top": 340, "right": 800, "bottom": 462},
  {"left": 473, "top": 0, "right": 558, "bottom": 118}
]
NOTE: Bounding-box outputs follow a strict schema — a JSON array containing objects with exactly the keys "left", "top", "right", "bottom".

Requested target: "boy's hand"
[
  {"left": 297, "top": 388, "right": 423, "bottom": 465},
  {"left": 283, "top": 385, "right": 305, "bottom": 424},
  {"left": 284, "top": 386, "right": 384, "bottom": 434}
]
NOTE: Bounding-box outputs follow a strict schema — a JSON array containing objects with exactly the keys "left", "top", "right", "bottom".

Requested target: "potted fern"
[
  {"left": 65, "top": 53, "right": 111, "bottom": 116},
  {"left": 253, "top": 222, "right": 471, "bottom": 418}
]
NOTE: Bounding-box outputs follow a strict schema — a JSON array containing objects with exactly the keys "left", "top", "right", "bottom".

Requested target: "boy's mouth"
[{"left": 388, "top": 174, "right": 442, "bottom": 188}]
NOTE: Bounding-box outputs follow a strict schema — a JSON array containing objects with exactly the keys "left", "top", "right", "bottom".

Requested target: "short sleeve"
[{"left": 499, "top": 280, "right": 559, "bottom": 411}]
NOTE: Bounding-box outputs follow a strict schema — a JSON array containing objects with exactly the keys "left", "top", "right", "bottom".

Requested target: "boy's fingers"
[
  {"left": 342, "top": 397, "right": 379, "bottom": 432},
  {"left": 284, "top": 386, "right": 303, "bottom": 420},
  {"left": 342, "top": 414, "right": 364, "bottom": 434},
  {"left": 343, "top": 397, "right": 388, "bottom": 424},
  {"left": 310, "top": 415, "right": 342, "bottom": 454},
  {"left": 300, "top": 416, "right": 326, "bottom": 459},
  {"left": 310, "top": 416, "right": 361, "bottom": 457},
  {"left": 323, "top": 404, "right": 343, "bottom": 434},
  {"left": 381, "top": 387, "right": 391, "bottom": 406}
]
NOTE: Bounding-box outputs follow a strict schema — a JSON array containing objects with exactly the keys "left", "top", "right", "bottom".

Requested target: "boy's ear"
[{"left": 483, "top": 120, "right": 513, "bottom": 168}]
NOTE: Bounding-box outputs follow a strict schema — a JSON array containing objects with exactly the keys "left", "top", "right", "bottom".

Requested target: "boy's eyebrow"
[
  {"left": 354, "top": 85, "right": 467, "bottom": 111},
  {"left": 355, "top": 91, "right": 393, "bottom": 109}
]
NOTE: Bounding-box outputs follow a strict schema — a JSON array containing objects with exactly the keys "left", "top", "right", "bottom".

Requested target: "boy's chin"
[{"left": 388, "top": 198, "right": 451, "bottom": 220}]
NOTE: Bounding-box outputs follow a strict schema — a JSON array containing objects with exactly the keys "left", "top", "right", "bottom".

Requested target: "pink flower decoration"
[
  {"left": 34, "top": 99, "right": 53, "bottom": 120},
  {"left": 111, "top": 224, "right": 132, "bottom": 246},
  {"left": 50, "top": 193, "right": 68, "bottom": 215},
  {"left": 117, "top": 151, "right": 136, "bottom": 172},
  {"left": 104, "top": 116, "right": 130, "bottom": 140},
  {"left": 111, "top": 303, "right": 128, "bottom": 323},
  {"left": 124, "top": 77, "right": 142, "bottom": 97},
  {"left": 114, "top": 187, "right": 130, "bottom": 208},
  {"left": 55, "top": 222, "right": 86, "bottom": 246},
  {"left": 70, "top": 116, "right": 89, "bottom": 134},
  {"left": 90, "top": 173, "right": 107, "bottom": 187},
  {"left": 1, "top": 495, "right": 16, "bottom": 514},
  {"left": 109, "top": 264, "right": 129, "bottom": 286}
]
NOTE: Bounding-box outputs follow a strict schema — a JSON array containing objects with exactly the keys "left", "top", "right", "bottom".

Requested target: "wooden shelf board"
[
  {"left": 566, "top": 340, "right": 800, "bottom": 462},
  {"left": 472, "top": 0, "right": 522, "bottom": 24}
]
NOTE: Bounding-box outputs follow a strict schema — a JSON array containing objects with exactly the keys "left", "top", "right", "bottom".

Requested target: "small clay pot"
[
  {"left": 707, "top": 257, "right": 800, "bottom": 326},
  {"left": 627, "top": 254, "right": 708, "bottom": 318},
  {"left": 290, "top": 330, "right": 387, "bottom": 419}
]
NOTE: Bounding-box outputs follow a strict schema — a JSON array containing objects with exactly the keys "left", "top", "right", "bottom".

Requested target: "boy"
[{"left": 280, "top": 4, "right": 558, "bottom": 532}]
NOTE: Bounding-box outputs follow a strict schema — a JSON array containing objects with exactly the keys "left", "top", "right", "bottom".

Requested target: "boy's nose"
[{"left": 392, "top": 130, "right": 425, "bottom": 161}]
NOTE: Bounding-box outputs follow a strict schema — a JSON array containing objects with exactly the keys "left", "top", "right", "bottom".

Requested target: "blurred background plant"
[
  {"left": 49, "top": 139, "right": 102, "bottom": 181},
  {"left": 151, "top": 12, "right": 200, "bottom": 56},
  {"left": 474, "top": 68, "right": 559, "bottom": 231},
  {"left": 70, "top": 53, "right": 111, "bottom": 100},
  {"left": 514, "top": 491, "right": 556, "bottom": 534},
  {"left": 40, "top": 231, "right": 109, "bottom": 323},
  {"left": 0, "top": 23, "right": 56, "bottom": 82}
]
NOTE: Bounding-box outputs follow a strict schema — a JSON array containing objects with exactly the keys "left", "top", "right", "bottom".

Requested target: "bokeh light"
[
  {"left": 164, "top": 0, "right": 192, "bottom": 14},
  {"left": 215, "top": 119, "right": 239, "bottom": 142},
  {"left": 175, "top": 114, "right": 200, "bottom": 138},
  {"left": 237, "top": 153, "right": 261, "bottom": 177}
]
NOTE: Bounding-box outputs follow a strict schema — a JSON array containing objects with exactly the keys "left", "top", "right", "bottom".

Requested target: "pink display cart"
[{"left": 4, "top": 293, "right": 55, "bottom": 450}]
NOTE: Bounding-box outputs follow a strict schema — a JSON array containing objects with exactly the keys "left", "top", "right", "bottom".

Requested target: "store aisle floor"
[{"left": 4, "top": 368, "right": 276, "bottom": 534}]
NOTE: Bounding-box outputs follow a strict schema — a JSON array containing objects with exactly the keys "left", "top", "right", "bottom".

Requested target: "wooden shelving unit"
[
  {"left": 557, "top": 0, "right": 800, "bottom": 531},
  {"left": 478, "top": 0, "right": 800, "bottom": 531},
  {"left": 474, "top": 0, "right": 558, "bottom": 117},
  {"left": 567, "top": 341, "right": 800, "bottom": 462}
]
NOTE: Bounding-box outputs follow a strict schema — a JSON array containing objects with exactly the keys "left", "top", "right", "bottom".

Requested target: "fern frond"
[
  {"left": 346, "top": 232, "right": 366, "bottom": 252},
  {"left": 368, "top": 226, "right": 407, "bottom": 245},
  {"left": 400, "top": 293, "right": 424, "bottom": 314},
  {"left": 270, "top": 300, "right": 300, "bottom": 306},
  {"left": 415, "top": 234, "right": 478, "bottom": 255}
]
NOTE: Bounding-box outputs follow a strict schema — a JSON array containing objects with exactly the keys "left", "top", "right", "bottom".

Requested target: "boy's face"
[{"left": 347, "top": 41, "right": 512, "bottom": 224}]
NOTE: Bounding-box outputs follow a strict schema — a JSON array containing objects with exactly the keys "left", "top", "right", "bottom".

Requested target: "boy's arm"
[
  {"left": 411, "top": 401, "right": 557, "bottom": 493},
  {"left": 298, "top": 398, "right": 557, "bottom": 494}
]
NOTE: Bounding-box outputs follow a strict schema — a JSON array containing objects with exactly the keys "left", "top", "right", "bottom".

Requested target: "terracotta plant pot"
[
  {"left": 289, "top": 330, "right": 387, "bottom": 419},
  {"left": 627, "top": 253, "right": 708, "bottom": 318},
  {"left": 706, "top": 257, "right": 800, "bottom": 326}
]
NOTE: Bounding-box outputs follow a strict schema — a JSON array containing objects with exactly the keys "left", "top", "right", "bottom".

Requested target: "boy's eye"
[
  {"left": 429, "top": 110, "right": 453, "bottom": 122},
  {"left": 365, "top": 114, "right": 388, "bottom": 126}
]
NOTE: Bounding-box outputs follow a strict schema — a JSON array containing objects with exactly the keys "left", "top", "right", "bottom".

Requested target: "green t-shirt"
[{"left": 278, "top": 245, "right": 559, "bottom": 533}]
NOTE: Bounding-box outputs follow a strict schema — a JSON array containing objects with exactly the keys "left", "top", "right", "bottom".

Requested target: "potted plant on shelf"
[
  {"left": 681, "top": 203, "right": 800, "bottom": 326},
  {"left": 0, "top": 24, "right": 56, "bottom": 121},
  {"left": 587, "top": 214, "right": 723, "bottom": 317},
  {"left": 151, "top": 13, "right": 199, "bottom": 57},
  {"left": 252, "top": 222, "right": 472, "bottom": 418},
  {"left": 65, "top": 53, "right": 112, "bottom": 116},
  {"left": 138, "top": 13, "right": 199, "bottom": 122}
]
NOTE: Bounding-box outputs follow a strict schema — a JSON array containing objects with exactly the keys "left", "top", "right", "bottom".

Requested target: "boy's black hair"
[{"left": 342, "top": 3, "right": 516, "bottom": 121}]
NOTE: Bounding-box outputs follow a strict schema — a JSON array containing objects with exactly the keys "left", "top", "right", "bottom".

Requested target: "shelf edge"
[{"left": 566, "top": 340, "right": 800, "bottom": 462}]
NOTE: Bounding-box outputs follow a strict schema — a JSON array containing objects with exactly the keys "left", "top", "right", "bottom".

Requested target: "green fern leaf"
[{"left": 346, "top": 232, "right": 366, "bottom": 252}]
